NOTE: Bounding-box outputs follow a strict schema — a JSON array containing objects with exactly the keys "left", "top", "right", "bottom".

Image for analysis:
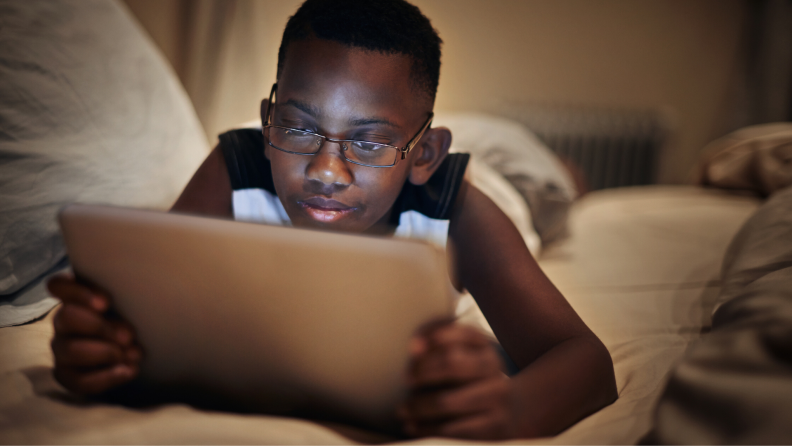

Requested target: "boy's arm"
[
  {"left": 171, "top": 145, "right": 233, "bottom": 216},
  {"left": 404, "top": 180, "right": 617, "bottom": 438}
]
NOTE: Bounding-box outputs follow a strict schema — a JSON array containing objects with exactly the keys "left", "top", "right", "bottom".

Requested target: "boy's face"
[{"left": 264, "top": 38, "right": 437, "bottom": 234}]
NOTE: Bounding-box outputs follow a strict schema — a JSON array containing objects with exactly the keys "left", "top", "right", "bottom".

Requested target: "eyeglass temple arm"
[
  {"left": 264, "top": 83, "right": 278, "bottom": 126},
  {"left": 401, "top": 113, "right": 434, "bottom": 159}
]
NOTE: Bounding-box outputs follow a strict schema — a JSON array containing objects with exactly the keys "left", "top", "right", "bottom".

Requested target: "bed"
[
  {"left": 0, "top": 186, "right": 762, "bottom": 445},
  {"left": 2, "top": 0, "right": 791, "bottom": 444}
]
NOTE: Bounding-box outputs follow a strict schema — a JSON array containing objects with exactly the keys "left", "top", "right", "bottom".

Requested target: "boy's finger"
[
  {"left": 404, "top": 390, "right": 481, "bottom": 423},
  {"left": 124, "top": 345, "right": 143, "bottom": 364},
  {"left": 51, "top": 338, "right": 124, "bottom": 368},
  {"left": 414, "top": 317, "right": 456, "bottom": 337},
  {"left": 107, "top": 319, "right": 137, "bottom": 347},
  {"left": 53, "top": 304, "right": 136, "bottom": 346},
  {"left": 410, "top": 323, "right": 487, "bottom": 362},
  {"left": 409, "top": 344, "right": 501, "bottom": 388},
  {"left": 426, "top": 324, "right": 489, "bottom": 349},
  {"left": 405, "top": 377, "right": 507, "bottom": 422},
  {"left": 47, "top": 274, "right": 108, "bottom": 312},
  {"left": 53, "top": 304, "right": 116, "bottom": 340},
  {"left": 53, "top": 364, "right": 138, "bottom": 395},
  {"left": 408, "top": 336, "right": 428, "bottom": 357}
]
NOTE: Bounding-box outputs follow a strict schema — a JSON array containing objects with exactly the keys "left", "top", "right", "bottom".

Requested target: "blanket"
[{"left": 650, "top": 185, "right": 792, "bottom": 444}]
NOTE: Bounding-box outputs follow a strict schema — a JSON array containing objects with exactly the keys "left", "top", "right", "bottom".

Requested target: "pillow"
[
  {"left": 434, "top": 112, "right": 577, "bottom": 244},
  {"left": 0, "top": 0, "right": 209, "bottom": 326},
  {"left": 698, "top": 123, "right": 792, "bottom": 196}
]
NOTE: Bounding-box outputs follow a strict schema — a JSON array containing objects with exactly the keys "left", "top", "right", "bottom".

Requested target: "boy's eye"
[
  {"left": 346, "top": 141, "right": 398, "bottom": 166},
  {"left": 351, "top": 141, "right": 385, "bottom": 152},
  {"left": 284, "top": 128, "right": 310, "bottom": 135}
]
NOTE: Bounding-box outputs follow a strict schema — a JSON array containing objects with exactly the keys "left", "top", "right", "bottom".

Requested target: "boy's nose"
[{"left": 304, "top": 140, "right": 353, "bottom": 190}]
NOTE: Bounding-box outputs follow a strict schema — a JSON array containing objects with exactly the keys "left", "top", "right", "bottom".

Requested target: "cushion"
[
  {"left": 0, "top": 0, "right": 209, "bottom": 326},
  {"left": 698, "top": 123, "right": 792, "bottom": 196}
]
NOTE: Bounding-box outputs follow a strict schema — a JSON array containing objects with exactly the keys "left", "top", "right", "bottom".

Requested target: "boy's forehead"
[{"left": 278, "top": 38, "right": 431, "bottom": 117}]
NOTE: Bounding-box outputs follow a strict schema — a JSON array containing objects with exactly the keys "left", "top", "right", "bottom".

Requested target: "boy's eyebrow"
[
  {"left": 283, "top": 99, "right": 322, "bottom": 118},
  {"left": 283, "top": 99, "right": 400, "bottom": 128},
  {"left": 348, "top": 117, "right": 401, "bottom": 128}
]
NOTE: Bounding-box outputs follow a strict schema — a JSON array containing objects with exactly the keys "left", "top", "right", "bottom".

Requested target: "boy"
[{"left": 47, "top": 0, "right": 617, "bottom": 440}]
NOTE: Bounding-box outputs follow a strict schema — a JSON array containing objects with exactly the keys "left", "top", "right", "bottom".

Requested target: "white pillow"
[{"left": 0, "top": 0, "right": 209, "bottom": 326}]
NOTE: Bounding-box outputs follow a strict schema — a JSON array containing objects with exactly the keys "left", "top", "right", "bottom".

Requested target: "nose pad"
[{"left": 305, "top": 139, "right": 353, "bottom": 188}]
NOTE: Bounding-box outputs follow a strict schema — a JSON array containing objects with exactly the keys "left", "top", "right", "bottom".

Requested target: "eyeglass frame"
[{"left": 262, "top": 83, "right": 434, "bottom": 168}]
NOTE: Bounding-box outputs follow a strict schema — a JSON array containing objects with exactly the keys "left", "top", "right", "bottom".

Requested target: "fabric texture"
[
  {"left": 0, "top": 0, "right": 209, "bottom": 326},
  {"left": 650, "top": 185, "right": 792, "bottom": 444},
  {"left": 698, "top": 122, "right": 792, "bottom": 196}
]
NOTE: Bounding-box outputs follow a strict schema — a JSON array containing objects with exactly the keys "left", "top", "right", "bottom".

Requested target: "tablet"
[{"left": 58, "top": 204, "right": 453, "bottom": 429}]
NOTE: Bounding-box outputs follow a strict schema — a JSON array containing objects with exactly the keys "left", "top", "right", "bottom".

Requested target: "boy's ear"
[{"left": 408, "top": 126, "right": 452, "bottom": 186}]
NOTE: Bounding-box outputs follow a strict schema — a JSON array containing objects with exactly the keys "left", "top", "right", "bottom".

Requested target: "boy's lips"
[{"left": 299, "top": 197, "right": 357, "bottom": 223}]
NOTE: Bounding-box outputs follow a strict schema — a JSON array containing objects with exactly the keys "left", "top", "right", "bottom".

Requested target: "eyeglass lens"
[{"left": 266, "top": 127, "right": 399, "bottom": 167}]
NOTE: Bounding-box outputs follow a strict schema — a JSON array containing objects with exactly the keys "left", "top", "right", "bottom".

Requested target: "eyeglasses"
[{"left": 262, "top": 83, "right": 433, "bottom": 168}]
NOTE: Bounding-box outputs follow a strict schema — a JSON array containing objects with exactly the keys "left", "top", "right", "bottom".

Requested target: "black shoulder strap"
[
  {"left": 218, "top": 128, "right": 276, "bottom": 193},
  {"left": 390, "top": 153, "right": 470, "bottom": 222}
]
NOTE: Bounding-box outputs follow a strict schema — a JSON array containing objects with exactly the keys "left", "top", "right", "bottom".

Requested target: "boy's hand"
[
  {"left": 48, "top": 273, "right": 142, "bottom": 394},
  {"left": 399, "top": 323, "right": 517, "bottom": 440}
]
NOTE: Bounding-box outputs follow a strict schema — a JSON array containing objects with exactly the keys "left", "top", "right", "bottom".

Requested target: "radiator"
[{"left": 502, "top": 105, "right": 669, "bottom": 191}]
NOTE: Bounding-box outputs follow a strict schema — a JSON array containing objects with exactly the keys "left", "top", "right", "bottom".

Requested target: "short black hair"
[{"left": 277, "top": 0, "right": 442, "bottom": 102}]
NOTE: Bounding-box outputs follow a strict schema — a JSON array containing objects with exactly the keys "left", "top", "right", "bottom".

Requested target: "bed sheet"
[{"left": 0, "top": 186, "right": 760, "bottom": 444}]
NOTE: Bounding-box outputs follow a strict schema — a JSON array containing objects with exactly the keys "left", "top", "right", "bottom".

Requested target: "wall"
[
  {"left": 122, "top": 0, "right": 748, "bottom": 184},
  {"left": 121, "top": 0, "right": 184, "bottom": 73}
]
